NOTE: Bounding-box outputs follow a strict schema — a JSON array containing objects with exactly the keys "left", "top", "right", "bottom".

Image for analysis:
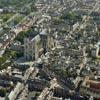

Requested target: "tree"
[{"left": 0, "top": 88, "right": 6, "bottom": 97}]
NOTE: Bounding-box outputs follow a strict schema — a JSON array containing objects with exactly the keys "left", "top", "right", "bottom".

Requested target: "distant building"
[
  {"left": 0, "top": 9, "right": 3, "bottom": 13},
  {"left": 80, "top": 76, "right": 100, "bottom": 99},
  {"left": 91, "top": 42, "right": 100, "bottom": 58}
]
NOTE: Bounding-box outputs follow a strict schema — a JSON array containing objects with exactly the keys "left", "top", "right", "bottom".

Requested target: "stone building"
[
  {"left": 24, "top": 35, "right": 41, "bottom": 60},
  {"left": 24, "top": 29, "right": 55, "bottom": 60}
]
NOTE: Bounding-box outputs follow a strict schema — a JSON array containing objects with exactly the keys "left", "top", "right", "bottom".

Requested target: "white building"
[
  {"left": 7, "top": 82, "right": 24, "bottom": 100},
  {"left": 91, "top": 42, "right": 100, "bottom": 58}
]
